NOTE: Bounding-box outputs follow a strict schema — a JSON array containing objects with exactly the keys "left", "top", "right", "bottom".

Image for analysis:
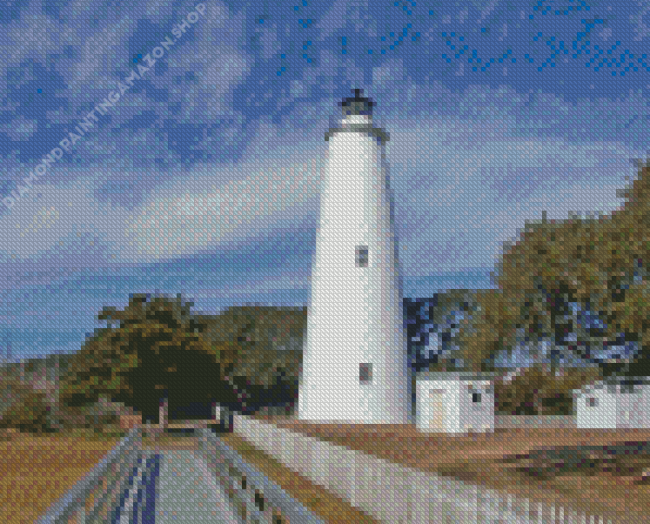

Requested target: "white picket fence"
[{"left": 232, "top": 415, "right": 626, "bottom": 524}]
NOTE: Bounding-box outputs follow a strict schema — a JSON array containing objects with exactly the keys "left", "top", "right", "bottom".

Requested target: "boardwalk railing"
[
  {"left": 36, "top": 427, "right": 144, "bottom": 524},
  {"left": 196, "top": 428, "right": 326, "bottom": 524}
]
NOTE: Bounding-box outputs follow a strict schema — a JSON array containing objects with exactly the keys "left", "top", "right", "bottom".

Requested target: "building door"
[{"left": 430, "top": 389, "right": 444, "bottom": 430}]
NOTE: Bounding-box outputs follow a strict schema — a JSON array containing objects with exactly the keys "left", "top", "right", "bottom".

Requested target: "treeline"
[
  {"left": 415, "top": 160, "right": 650, "bottom": 381},
  {"left": 2, "top": 161, "right": 649, "bottom": 434},
  {"left": 405, "top": 161, "right": 650, "bottom": 412},
  {"left": 0, "top": 296, "right": 306, "bottom": 434}
]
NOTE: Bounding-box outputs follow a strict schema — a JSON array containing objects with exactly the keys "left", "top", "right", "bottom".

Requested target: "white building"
[
  {"left": 416, "top": 372, "right": 496, "bottom": 433},
  {"left": 574, "top": 376, "right": 650, "bottom": 429},
  {"left": 297, "top": 89, "right": 411, "bottom": 424}
]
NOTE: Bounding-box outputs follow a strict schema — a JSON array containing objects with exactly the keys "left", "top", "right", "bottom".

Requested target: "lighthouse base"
[{"left": 296, "top": 396, "right": 411, "bottom": 425}]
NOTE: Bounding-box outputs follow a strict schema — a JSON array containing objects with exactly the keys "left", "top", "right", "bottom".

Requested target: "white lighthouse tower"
[{"left": 297, "top": 89, "right": 410, "bottom": 424}]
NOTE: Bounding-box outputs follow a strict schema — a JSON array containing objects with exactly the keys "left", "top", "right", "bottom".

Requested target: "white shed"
[
  {"left": 416, "top": 371, "right": 496, "bottom": 434},
  {"left": 573, "top": 376, "right": 650, "bottom": 429}
]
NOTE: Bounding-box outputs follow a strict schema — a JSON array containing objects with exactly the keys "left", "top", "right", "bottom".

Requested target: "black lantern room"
[{"left": 340, "top": 88, "right": 374, "bottom": 117}]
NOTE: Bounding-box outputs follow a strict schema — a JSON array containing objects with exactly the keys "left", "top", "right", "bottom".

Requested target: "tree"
[
  {"left": 198, "top": 305, "right": 304, "bottom": 412},
  {"left": 404, "top": 296, "right": 441, "bottom": 372},
  {"left": 58, "top": 297, "right": 308, "bottom": 424},
  {"left": 493, "top": 364, "right": 602, "bottom": 415},
  {"left": 405, "top": 290, "right": 502, "bottom": 372},
  {"left": 59, "top": 293, "right": 234, "bottom": 423},
  {"left": 488, "top": 161, "right": 650, "bottom": 380},
  {"left": 454, "top": 288, "right": 524, "bottom": 372},
  {"left": 0, "top": 376, "right": 50, "bottom": 434}
]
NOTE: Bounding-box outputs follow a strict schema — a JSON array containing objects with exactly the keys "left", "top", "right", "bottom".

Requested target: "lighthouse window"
[
  {"left": 356, "top": 245, "right": 369, "bottom": 267},
  {"left": 359, "top": 363, "right": 372, "bottom": 383}
]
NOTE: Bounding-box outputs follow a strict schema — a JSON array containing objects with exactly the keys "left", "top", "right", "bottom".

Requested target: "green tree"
[
  {"left": 59, "top": 293, "right": 232, "bottom": 423},
  {"left": 487, "top": 162, "right": 650, "bottom": 379},
  {"left": 58, "top": 297, "right": 306, "bottom": 424},
  {"left": 454, "top": 288, "right": 523, "bottom": 372},
  {"left": 0, "top": 376, "right": 50, "bottom": 434}
]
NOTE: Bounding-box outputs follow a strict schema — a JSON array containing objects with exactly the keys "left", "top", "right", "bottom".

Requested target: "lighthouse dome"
[
  {"left": 340, "top": 88, "right": 374, "bottom": 116},
  {"left": 325, "top": 89, "right": 388, "bottom": 142},
  {"left": 338, "top": 88, "right": 374, "bottom": 126}
]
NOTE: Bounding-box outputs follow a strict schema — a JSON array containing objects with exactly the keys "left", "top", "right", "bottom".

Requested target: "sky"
[{"left": 0, "top": 0, "right": 648, "bottom": 361}]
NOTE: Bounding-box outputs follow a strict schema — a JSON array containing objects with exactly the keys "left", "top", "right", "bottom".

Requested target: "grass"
[{"left": 0, "top": 428, "right": 122, "bottom": 524}]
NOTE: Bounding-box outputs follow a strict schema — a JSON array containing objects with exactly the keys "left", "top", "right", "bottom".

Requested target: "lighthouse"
[{"left": 297, "top": 89, "right": 411, "bottom": 424}]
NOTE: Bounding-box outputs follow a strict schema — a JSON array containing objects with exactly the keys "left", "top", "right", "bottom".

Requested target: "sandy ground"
[
  {"left": 9, "top": 414, "right": 648, "bottom": 523},
  {"left": 251, "top": 414, "right": 650, "bottom": 522}
]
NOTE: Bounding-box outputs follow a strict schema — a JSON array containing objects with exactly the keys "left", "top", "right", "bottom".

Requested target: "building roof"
[
  {"left": 416, "top": 371, "right": 497, "bottom": 382},
  {"left": 574, "top": 376, "right": 650, "bottom": 396}
]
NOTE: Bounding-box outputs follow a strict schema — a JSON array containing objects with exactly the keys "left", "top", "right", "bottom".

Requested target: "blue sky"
[{"left": 0, "top": 0, "right": 647, "bottom": 361}]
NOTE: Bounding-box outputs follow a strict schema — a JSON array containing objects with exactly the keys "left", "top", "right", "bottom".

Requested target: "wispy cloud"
[{"left": 0, "top": 0, "right": 647, "bottom": 359}]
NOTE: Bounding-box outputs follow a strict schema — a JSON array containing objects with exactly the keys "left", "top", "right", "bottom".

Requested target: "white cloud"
[
  {"left": 385, "top": 115, "right": 637, "bottom": 273},
  {"left": 499, "top": 23, "right": 508, "bottom": 41},
  {"left": 477, "top": 0, "right": 500, "bottom": 24},
  {"left": 145, "top": 0, "right": 175, "bottom": 18},
  {"left": 1, "top": 116, "right": 37, "bottom": 141},
  {"left": 276, "top": 50, "right": 363, "bottom": 111},
  {"left": 150, "top": 5, "right": 250, "bottom": 120},
  {"left": 313, "top": 0, "right": 357, "bottom": 42},
  {"left": 3, "top": 13, "right": 65, "bottom": 65},
  {"left": 630, "top": 3, "right": 650, "bottom": 41},
  {"left": 257, "top": 24, "right": 282, "bottom": 61},
  {"left": 0, "top": 13, "right": 74, "bottom": 108},
  {"left": 67, "top": 17, "right": 136, "bottom": 89},
  {"left": 290, "top": 80, "right": 306, "bottom": 98},
  {"left": 599, "top": 27, "right": 613, "bottom": 42},
  {"left": 372, "top": 59, "right": 406, "bottom": 93},
  {"left": 0, "top": 81, "right": 641, "bottom": 278},
  {"left": 123, "top": 155, "right": 323, "bottom": 263},
  {"left": 0, "top": 120, "right": 324, "bottom": 266},
  {"left": 0, "top": 179, "right": 126, "bottom": 261}
]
